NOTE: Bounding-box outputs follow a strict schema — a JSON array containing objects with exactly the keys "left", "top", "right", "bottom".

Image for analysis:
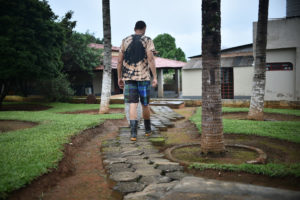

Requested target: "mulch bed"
[{"left": 0, "top": 120, "right": 38, "bottom": 133}]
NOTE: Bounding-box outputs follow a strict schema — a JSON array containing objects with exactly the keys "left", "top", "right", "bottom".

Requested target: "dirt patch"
[
  {"left": 8, "top": 118, "right": 128, "bottom": 200},
  {"left": 0, "top": 120, "right": 38, "bottom": 133},
  {"left": 223, "top": 111, "right": 300, "bottom": 121},
  {"left": 159, "top": 107, "right": 300, "bottom": 191},
  {"left": 59, "top": 108, "right": 124, "bottom": 115},
  {"left": 0, "top": 103, "right": 52, "bottom": 111}
]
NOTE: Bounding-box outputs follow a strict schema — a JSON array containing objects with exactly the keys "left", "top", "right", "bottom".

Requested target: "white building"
[{"left": 182, "top": 1, "right": 300, "bottom": 101}]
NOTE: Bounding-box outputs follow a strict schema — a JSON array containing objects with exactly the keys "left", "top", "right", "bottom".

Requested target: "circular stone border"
[{"left": 165, "top": 142, "right": 267, "bottom": 165}]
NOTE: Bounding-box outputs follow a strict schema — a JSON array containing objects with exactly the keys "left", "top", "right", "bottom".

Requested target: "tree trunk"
[
  {"left": 99, "top": 0, "right": 112, "bottom": 114},
  {"left": 200, "top": 0, "right": 225, "bottom": 154},
  {"left": 248, "top": 0, "right": 269, "bottom": 121}
]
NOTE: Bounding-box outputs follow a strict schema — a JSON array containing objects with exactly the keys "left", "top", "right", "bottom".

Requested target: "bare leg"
[
  {"left": 129, "top": 103, "right": 138, "bottom": 120},
  {"left": 142, "top": 105, "right": 150, "bottom": 120}
]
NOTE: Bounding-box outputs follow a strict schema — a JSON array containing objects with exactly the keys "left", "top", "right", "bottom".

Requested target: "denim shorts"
[{"left": 124, "top": 80, "right": 151, "bottom": 106}]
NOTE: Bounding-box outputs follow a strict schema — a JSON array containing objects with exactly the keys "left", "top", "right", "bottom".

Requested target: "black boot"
[
  {"left": 144, "top": 119, "right": 151, "bottom": 136},
  {"left": 130, "top": 120, "right": 138, "bottom": 141}
]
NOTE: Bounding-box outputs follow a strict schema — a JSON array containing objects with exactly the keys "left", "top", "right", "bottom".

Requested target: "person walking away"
[{"left": 117, "top": 20, "right": 157, "bottom": 141}]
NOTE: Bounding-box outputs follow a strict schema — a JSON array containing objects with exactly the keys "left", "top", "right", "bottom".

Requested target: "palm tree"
[
  {"left": 248, "top": 0, "right": 269, "bottom": 120},
  {"left": 99, "top": 0, "right": 112, "bottom": 114},
  {"left": 200, "top": 0, "right": 225, "bottom": 154}
]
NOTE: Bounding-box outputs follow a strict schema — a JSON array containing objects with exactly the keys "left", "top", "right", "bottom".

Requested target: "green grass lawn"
[
  {"left": 0, "top": 102, "right": 124, "bottom": 198},
  {"left": 191, "top": 107, "right": 300, "bottom": 143},
  {"left": 189, "top": 106, "right": 300, "bottom": 177}
]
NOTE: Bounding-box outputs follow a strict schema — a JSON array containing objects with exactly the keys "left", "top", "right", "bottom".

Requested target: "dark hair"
[{"left": 134, "top": 21, "right": 146, "bottom": 30}]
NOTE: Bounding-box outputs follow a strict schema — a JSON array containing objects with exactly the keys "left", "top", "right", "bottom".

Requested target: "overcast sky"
[{"left": 47, "top": 0, "right": 286, "bottom": 58}]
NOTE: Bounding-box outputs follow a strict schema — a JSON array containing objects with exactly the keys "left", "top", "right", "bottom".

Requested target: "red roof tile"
[
  {"left": 88, "top": 43, "right": 120, "bottom": 52},
  {"left": 90, "top": 43, "right": 186, "bottom": 70}
]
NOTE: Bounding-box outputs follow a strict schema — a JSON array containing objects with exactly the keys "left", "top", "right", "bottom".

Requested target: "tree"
[
  {"left": 248, "top": 0, "right": 269, "bottom": 121},
  {"left": 201, "top": 0, "right": 225, "bottom": 154},
  {"left": 99, "top": 0, "right": 112, "bottom": 114},
  {"left": 62, "top": 31, "right": 103, "bottom": 76},
  {"left": 153, "top": 33, "right": 187, "bottom": 62},
  {"left": 0, "top": 0, "right": 67, "bottom": 106}
]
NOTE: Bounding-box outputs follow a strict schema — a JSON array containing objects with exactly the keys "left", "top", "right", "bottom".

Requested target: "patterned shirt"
[{"left": 119, "top": 34, "right": 155, "bottom": 81}]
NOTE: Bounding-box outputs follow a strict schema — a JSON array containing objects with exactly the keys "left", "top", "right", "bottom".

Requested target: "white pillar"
[
  {"left": 175, "top": 68, "right": 181, "bottom": 94},
  {"left": 157, "top": 68, "right": 164, "bottom": 98}
]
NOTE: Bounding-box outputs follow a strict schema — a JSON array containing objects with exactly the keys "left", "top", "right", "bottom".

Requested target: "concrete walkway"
[{"left": 101, "top": 106, "right": 300, "bottom": 200}]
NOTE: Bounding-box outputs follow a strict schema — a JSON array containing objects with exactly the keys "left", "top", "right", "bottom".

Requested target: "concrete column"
[
  {"left": 175, "top": 68, "right": 181, "bottom": 94},
  {"left": 157, "top": 68, "right": 164, "bottom": 98}
]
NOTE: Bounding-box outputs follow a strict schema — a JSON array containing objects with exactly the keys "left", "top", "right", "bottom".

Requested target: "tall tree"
[
  {"left": 248, "top": 0, "right": 269, "bottom": 120},
  {"left": 201, "top": 0, "right": 225, "bottom": 154},
  {"left": 99, "top": 0, "right": 112, "bottom": 114},
  {"left": 153, "top": 33, "right": 187, "bottom": 62},
  {"left": 0, "top": 0, "right": 67, "bottom": 107}
]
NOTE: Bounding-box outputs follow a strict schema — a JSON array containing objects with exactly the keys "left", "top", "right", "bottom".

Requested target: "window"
[
  {"left": 221, "top": 67, "right": 234, "bottom": 99},
  {"left": 266, "top": 62, "right": 293, "bottom": 71}
]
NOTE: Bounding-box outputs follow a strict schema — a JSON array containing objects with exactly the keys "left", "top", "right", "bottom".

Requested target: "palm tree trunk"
[
  {"left": 201, "top": 0, "right": 225, "bottom": 154},
  {"left": 248, "top": 0, "right": 269, "bottom": 120},
  {"left": 99, "top": 0, "right": 112, "bottom": 114}
]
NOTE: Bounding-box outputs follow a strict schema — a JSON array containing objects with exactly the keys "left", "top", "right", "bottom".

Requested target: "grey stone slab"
[
  {"left": 114, "top": 182, "right": 146, "bottom": 195},
  {"left": 165, "top": 171, "right": 188, "bottom": 181},
  {"left": 105, "top": 163, "right": 131, "bottom": 170},
  {"left": 150, "top": 158, "right": 180, "bottom": 166},
  {"left": 126, "top": 158, "right": 151, "bottom": 165},
  {"left": 109, "top": 166, "right": 135, "bottom": 174},
  {"left": 124, "top": 182, "right": 179, "bottom": 200},
  {"left": 157, "top": 164, "right": 184, "bottom": 173},
  {"left": 162, "top": 176, "right": 300, "bottom": 200},
  {"left": 135, "top": 168, "right": 162, "bottom": 176},
  {"left": 110, "top": 172, "right": 140, "bottom": 182},
  {"left": 103, "top": 157, "right": 127, "bottom": 165},
  {"left": 144, "top": 153, "right": 165, "bottom": 159},
  {"left": 121, "top": 150, "right": 144, "bottom": 157}
]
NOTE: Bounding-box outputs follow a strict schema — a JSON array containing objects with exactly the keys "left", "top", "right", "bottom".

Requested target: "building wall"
[
  {"left": 182, "top": 69, "right": 202, "bottom": 97},
  {"left": 233, "top": 66, "right": 253, "bottom": 98},
  {"left": 265, "top": 48, "right": 296, "bottom": 100},
  {"left": 253, "top": 17, "right": 300, "bottom": 100}
]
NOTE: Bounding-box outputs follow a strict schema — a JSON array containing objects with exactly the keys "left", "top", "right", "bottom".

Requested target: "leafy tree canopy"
[
  {"left": 0, "top": 0, "right": 68, "bottom": 81},
  {"left": 62, "top": 31, "right": 103, "bottom": 75},
  {"left": 153, "top": 33, "right": 187, "bottom": 62}
]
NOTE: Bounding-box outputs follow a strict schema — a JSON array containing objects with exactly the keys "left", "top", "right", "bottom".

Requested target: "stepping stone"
[
  {"left": 157, "top": 165, "right": 184, "bottom": 173},
  {"left": 114, "top": 182, "right": 146, "bottom": 195},
  {"left": 135, "top": 168, "right": 162, "bottom": 176},
  {"left": 150, "top": 158, "right": 180, "bottom": 166},
  {"left": 110, "top": 172, "right": 140, "bottom": 182},
  {"left": 105, "top": 163, "right": 131, "bottom": 170},
  {"left": 161, "top": 176, "right": 300, "bottom": 200},
  {"left": 165, "top": 171, "right": 188, "bottom": 181},
  {"left": 103, "top": 157, "right": 127, "bottom": 165},
  {"left": 140, "top": 175, "right": 172, "bottom": 185},
  {"left": 124, "top": 182, "right": 179, "bottom": 200},
  {"left": 121, "top": 150, "right": 144, "bottom": 157}
]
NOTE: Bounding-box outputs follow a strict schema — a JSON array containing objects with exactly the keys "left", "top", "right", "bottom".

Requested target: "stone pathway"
[{"left": 101, "top": 106, "right": 300, "bottom": 200}]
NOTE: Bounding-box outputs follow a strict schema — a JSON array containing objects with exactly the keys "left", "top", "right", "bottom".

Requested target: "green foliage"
[
  {"left": 189, "top": 163, "right": 300, "bottom": 177},
  {"left": 190, "top": 107, "right": 300, "bottom": 143},
  {"left": 0, "top": 102, "right": 124, "bottom": 197},
  {"left": 62, "top": 31, "right": 103, "bottom": 75},
  {"left": 153, "top": 33, "right": 187, "bottom": 62},
  {"left": 0, "top": 0, "right": 65, "bottom": 81}
]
